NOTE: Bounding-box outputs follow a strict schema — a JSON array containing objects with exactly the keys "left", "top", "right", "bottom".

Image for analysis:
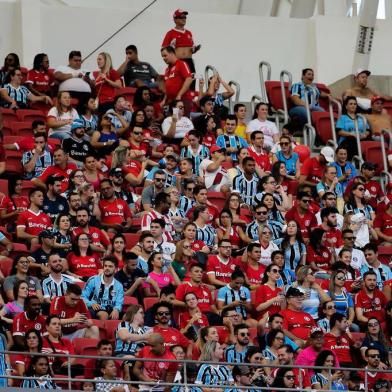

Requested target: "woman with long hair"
[
  {"left": 115, "top": 304, "right": 151, "bottom": 358},
  {"left": 47, "top": 91, "right": 79, "bottom": 139},
  {"left": 112, "top": 233, "right": 127, "bottom": 269},
  {"left": 143, "top": 252, "right": 180, "bottom": 297},
  {"left": 66, "top": 233, "right": 102, "bottom": 280},
  {"left": 274, "top": 220, "right": 306, "bottom": 272},
  {"left": 63, "top": 169, "right": 86, "bottom": 197},
  {"left": 360, "top": 317, "right": 390, "bottom": 367},
  {"left": 272, "top": 135, "right": 300, "bottom": 178},
  {"left": 306, "top": 228, "right": 334, "bottom": 274},
  {"left": 52, "top": 213, "right": 73, "bottom": 258},
  {"left": 257, "top": 224, "right": 279, "bottom": 266},
  {"left": 162, "top": 100, "right": 193, "bottom": 141},
  {"left": 0, "top": 53, "right": 20, "bottom": 87},
  {"left": 21, "top": 355, "right": 60, "bottom": 389},
  {"left": 193, "top": 326, "right": 220, "bottom": 360},
  {"left": 133, "top": 86, "right": 163, "bottom": 121},
  {"left": 317, "top": 165, "right": 344, "bottom": 204},
  {"left": 311, "top": 350, "right": 346, "bottom": 390},
  {"left": 222, "top": 192, "right": 250, "bottom": 226},
  {"left": 260, "top": 192, "right": 285, "bottom": 239},
  {"left": 271, "top": 367, "right": 297, "bottom": 391},
  {"left": 93, "top": 52, "right": 122, "bottom": 113},
  {"left": 90, "top": 115, "right": 119, "bottom": 156},
  {"left": 261, "top": 329, "right": 285, "bottom": 375},
  {"left": 180, "top": 129, "right": 210, "bottom": 176},
  {"left": 83, "top": 154, "right": 106, "bottom": 191},
  {"left": 271, "top": 160, "right": 295, "bottom": 204},
  {"left": 167, "top": 186, "right": 187, "bottom": 237},
  {"left": 317, "top": 300, "right": 337, "bottom": 333},
  {"left": 78, "top": 96, "right": 99, "bottom": 134},
  {"left": 217, "top": 209, "right": 251, "bottom": 251},
  {"left": 15, "top": 329, "right": 43, "bottom": 376},
  {"left": 254, "top": 174, "right": 290, "bottom": 212},
  {"left": 255, "top": 264, "right": 284, "bottom": 319},
  {"left": 94, "top": 359, "right": 129, "bottom": 392},
  {"left": 193, "top": 113, "right": 217, "bottom": 149},
  {"left": 26, "top": 53, "right": 53, "bottom": 96},
  {"left": 0, "top": 280, "right": 28, "bottom": 324},
  {"left": 293, "top": 265, "right": 331, "bottom": 320}
]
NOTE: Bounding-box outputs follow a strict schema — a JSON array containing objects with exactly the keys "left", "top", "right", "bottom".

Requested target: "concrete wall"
[{"left": 1, "top": 0, "right": 392, "bottom": 100}]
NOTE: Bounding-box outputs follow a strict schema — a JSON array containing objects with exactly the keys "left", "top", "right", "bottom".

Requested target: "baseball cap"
[
  {"left": 71, "top": 119, "right": 85, "bottom": 132},
  {"left": 39, "top": 229, "right": 55, "bottom": 239},
  {"left": 166, "top": 153, "right": 179, "bottom": 162},
  {"left": 320, "top": 146, "right": 335, "bottom": 163},
  {"left": 173, "top": 9, "right": 188, "bottom": 18},
  {"left": 286, "top": 287, "right": 304, "bottom": 298},
  {"left": 310, "top": 327, "right": 324, "bottom": 338},
  {"left": 109, "top": 167, "right": 123, "bottom": 176},
  {"left": 361, "top": 161, "right": 377, "bottom": 170},
  {"left": 199, "top": 95, "right": 215, "bottom": 107},
  {"left": 354, "top": 68, "right": 371, "bottom": 78},
  {"left": 371, "top": 95, "right": 384, "bottom": 105},
  {"left": 210, "top": 145, "right": 225, "bottom": 154}
]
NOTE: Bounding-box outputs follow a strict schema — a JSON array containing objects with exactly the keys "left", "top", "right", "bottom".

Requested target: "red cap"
[
  {"left": 173, "top": 9, "right": 188, "bottom": 18},
  {"left": 210, "top": 145, "right": 224, "bottom": 154},
  {"left": 371, "top": 95, "right": 384, "bottom": 105}
]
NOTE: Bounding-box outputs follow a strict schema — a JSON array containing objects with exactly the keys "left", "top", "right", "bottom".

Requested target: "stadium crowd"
[{"left": 0, "top": 7, "right": 391, "bottom": 392}]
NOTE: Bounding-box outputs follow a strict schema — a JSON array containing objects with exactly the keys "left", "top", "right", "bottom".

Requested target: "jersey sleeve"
[
  {"left": 178, "top": 60, "right": 192, "bottom": 79},
  {"left": 162, "top": 30, "right": 175, "bottom": 48},
  {"left": 300, "top": 158, "right": 312, "bottom": 176}
]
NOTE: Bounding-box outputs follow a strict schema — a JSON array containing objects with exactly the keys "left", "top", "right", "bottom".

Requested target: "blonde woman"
[{"left": 93, "top": 52, "right": 122, "bottom": 113}]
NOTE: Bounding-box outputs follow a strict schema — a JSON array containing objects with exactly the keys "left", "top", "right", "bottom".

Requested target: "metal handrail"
[
  {"left": 259, "top": 61, "right": 272, "bottom": 103},
  {"left": 250, "top": 94, "right": 263, "bottom": 115},
  {"left": 279, "top": 70, "right": 292, "bottom": 124},
  {"left": 352, "top": 114, "right": 367, "bottom": 166},
  {"left": 328, "top": 98, "right": 342, "bottom": 147},
  {"left": 302, "top": 85, "right": 316, "bottom": 150},
  {"left": 380, "top": 129, "right": 392, "bottom": 192},
  {"left": 204, "top": 65, "right": 218, "bottom": 89},
  {"left": 2, "top": 349, "right": 390, "bottom": 391},
  {"left": 228, "top": 80, "right": 241, "bottom": 114}
]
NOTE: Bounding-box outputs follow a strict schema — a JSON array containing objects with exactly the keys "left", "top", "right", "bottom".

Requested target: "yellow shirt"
[{"left": 234, "top": 124, "right": 247, "bottom": 139}]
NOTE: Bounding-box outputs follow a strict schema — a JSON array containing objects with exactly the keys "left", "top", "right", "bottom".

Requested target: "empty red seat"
[
  {"left": 123, "top": 233, "right": 140, "bottom": 249},
  {"left": 115, "top": 87, "right": 136, "bottom": 105},
  {"left": 265, "top": 81, "right": 291, "bottom": 112},
  {"left": 207, "top": 191, "right": 226, "bottom": 210},
  {"left": 122, "top": 296, "right": 139, "bottom": 312},
  {"left": 315, "top": 83, "right": 331, "bottom": 111},
  {"left": 16, "top": 109, "right": 45, "bottom": 123},
  {"left": 311, "top": 112, "right": 338, "bottom": 144},
  {"left": 12, "top": 122, "right": 33, "bottom": 137},
  {"left": 0, "top": 179, "right": 8, "bottom": 195},
  {"left": 5, "top": 151, "right": 23, "bottom": 175},
  {"left": 0, "top": 257, "right": 13, "bottom": 277},
  {"left": 73, "top": 338, "right": 100, "bottom": 356},
  {"left": 378, "top": 246, "right": 392, "bottom": 265},
  {"left": 0, "top": 108, "right": 18, "bottom": 123},
  {"left": 382, "top": 101, "right": 392, "bottom": 117},
  {"left": 105, "top": 319, "right": 121, "bottom": 341},
  {"left": 361, "top": 141, "right": 386, "bottom": 175},
  {"left": 1, "top": 121, "right": 13, "bottom": 136},
  {"left": 143, "top": 296, "right": 159, "bottom": 310},
  {"left": 20, "top": 180, "right": 35, "bottom": 197}
]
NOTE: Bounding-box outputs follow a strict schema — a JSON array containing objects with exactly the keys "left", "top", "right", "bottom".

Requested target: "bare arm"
[
  {"left": 176, "top": 77, "right": 193, "bottom": 100},
  {"left": 207, "top": 272, "right": 226, "bottom": 288}
]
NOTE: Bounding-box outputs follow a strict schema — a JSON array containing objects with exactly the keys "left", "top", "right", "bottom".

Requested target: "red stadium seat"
[
  {"left": 143, "top": 297, "right": 159, "bottom": 310},
  {"left": 29, "top": 101, "right": 52, "bottom": 115},
  {"left": 9, "top": 242, "right": 29, "bottom": 258},
  {"left": 0, "top": 179, "right": 8, "bottom": 195},
  {"left": 382, "top": 101, "right": 392, "bottom": 117},
  {"left": 5, "top": 150, "right": 23, "bottom": 175},
  {"left": 265, "top": 81, "right": 291, "bottom": 112},
  {"left": 378, "top": 246, "right": 392, "bottom": 265},
  {"left": 315, "top": 83, "right": 331, "bottom": 111},
  {"left": 73, "top": 338, "right": 100, "bottom": 356},
  {"left": 311, "top": 112, "right": 338, "bottom": 145},
  {"left": 105, "top": 319, "right": 121, "bottom": 341},
  {"left": 20, "top": 180, "right": 35, "bottom": 197},
  {"left": 74, "top": 281, "right": 85, "bottom": 290},
  {"left": 115, "top": 87, "right": 136, "bottom": 105},
  {"left": 1, "top": 121, "right": 13, "bottom": 136},
  {"left": 12, "top": 121, "right": 33, "bottom": 137},
  {"left": 360, "top": 141, "right": 386, "bottom": 175},
  {"left": 0, "top": 257, "right": 13, "bottom": 277},
  {"left": 130, "top": 217, "right": 142, "bottom": 232},
  {"left": 123, "top": 233, "right": 140, "bottom": 249},
  {"left": 20, "top": 67, "right": 28, "bottom": 83},
  {"left": 214, "top": 325, "right": 230, "bottom": 344},
  {"left": 207, "top": 191, "right": 226, "bottom": 210},
  {"left": 0, "top": 108, "right": 18, "bottom": 123},
  {"left": 16, "top": 109, "right": 45, "bottom": 123},
  {"left": 122, "top": 296, "right": 139, "bottom": 312},
  {"left": 48, "top": 138, "right": 62, "bottom": 147}
]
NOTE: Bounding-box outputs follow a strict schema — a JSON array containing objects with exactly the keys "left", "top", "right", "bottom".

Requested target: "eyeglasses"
[
  {"left": 302, "top": 199, "right": 312, "bottom": 203},
  {"left": 267, "top": 181, "right": 277, "bottom": 185},
  {"left": 79, "top": 238, "right": 90, "bottom": 241},
  {"left": 336, "top": 276, "right": 345, "bottom": 281},
  {"left": 19, "top": 260, "right": 29, "bottom": 264},
  {"left": 368, "top": 354, "right": 380, "bottom": 358},
  {"left": 226, "top": 314, "right": 239, "bottom": 318},
  {"left": 270, "top": 269, "right": 280, "bottom": 274},
  {"left": 368, "top": 322, "right": 379, "bottom": 327},
  {"left": 133, "top": 131, "right": 142, "bottom": 135},
  {"left": 155, "top": 178, "right": 165, "bottom": 182},
  {"left": 275, "top": 336, "right": 284, "bottom": 341},
  {"left": 280, "top": 142, "right": 290, "bottom": 146},
  {"left": 262, "top": 231, "right": 271, "bottom": 235},
  {"left": 177, "top": 106, "right": 184, "bottom": 109},
  {"left": 357, "top": 187, "right": 365, "bottom": 191},
  {"left": 284, "top": 375, "right": 295, "bottom": 380},
  {"left": 326, "top": 305, "right": 336, "bottom": 310},
  {"left": 157, "top": 311, "right": 170, "bottom": 316}
]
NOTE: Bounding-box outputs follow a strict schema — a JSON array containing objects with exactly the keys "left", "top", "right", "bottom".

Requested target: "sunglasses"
[
  {"left": 157, "top": 311, "right": 170, "bottom": 316},
  {"left": 133, "top": 132, "right": 143, "bottom": 135},
  {"left": 357, "top": 187, "right": 365, "bottom": 191},
  {"left": 344, "top": 236, "right": 356, "bottom": 240},
  {"left": 280, "top": 142, "right": 290, "bottom": 146},
  {"left": 285, "top": 375, "right": 295, "bottom": 380},
  {"left": 239, "top": 332, "right": 249, "bottom": 337},
  {"left": 256, "top": 211, "right": 268, "bottom": 215},
  {"left": 368, "top": 354, "right": 380, "bottom": 358},
  {"left": 326, "top": 305, "right": 336, "bottom": 310},
  {"left": 155, "top": 178, "right": 165, "bottom": 182},
  {"left": 336, "top": 276, "right": 346, "bottom": 281},
  {"left": 186, "top": 188, "right": 194, "bottom": 191},
  {"left": 270, "top": 269, "right": 280, "bottom": 273},
  {"left": 302, "top": 199, "right": 312, "bottom": 203},
  {"left": 368, "top": 322, "right": 379, "bottom": 327}
]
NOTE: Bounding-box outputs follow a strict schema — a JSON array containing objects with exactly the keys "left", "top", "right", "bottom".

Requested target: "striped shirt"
[
  {"left": 253, "top": 191, "right": 282, "bottom": 207},
  {"left": 290, "top": 82, "right": 320, "bottom": 107},
  {"left": 267, "top": 212, "right": 285, "bottom": 240},
  {"left": 262, "top": 346, "right": 277, "bottom": 361},
  {"left": 195, "top": 364, "right": 233, "bottom": 386},
  {"left": 195, "top": 223, "right": 216, "bottom": 247},
  {"left": 225, "top": 345, "right": 249, "bottom": 364},
  {"left": 0, "top": 334, "right": 7, "bottom": 387},
  {"left": 21, "top": 376, "right": 60, "bottom": 389},
  {"left": 141, "top": 209, "right": 174, "bottom": 241},
  {"left": 115, "top": 322, "right": 151, "bottom": 355},
  {"left": 233, "top": 174, "right": 259, "bottom": 205},
  {"left": 21, "top": 150, "right": 53, "bottom": 180},
  {"left": 108, "top": 110, "right": 132, "bottom": 130},
  {"left": 216, "top": 134, "right": 248, "bottom": 161},
  {"left": 180, "top": 145, "right": 210, "bottom": 176},
  {"left": 3, "top": 84, "right": 30, "bottom": 108},
  {"left": 317, "top": 318, "right": 330, "bottom": 333},
  {"left": 274, "top": 238, "right": 306, "bottom": 272},
  {"left": 245, "top": 220, "right": 263, "bottom": 241},
  {"left": 79, "top": 114, "right": 98, "bottom": 132},
  {"left": 178, "top": 196, "right": 195, "bottom": 214},
  {"left": 217, "top": 285, "right": 251, "bottom": 319},
  {"left": 42, "top": 274, "right": 75, "bottom": 300}
]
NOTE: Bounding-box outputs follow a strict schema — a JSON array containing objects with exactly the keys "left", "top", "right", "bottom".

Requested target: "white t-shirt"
[
  {"left": 161, "top": 116, "right": 193, "bottom": 138},
  {"left": 335, "top": 247, "right": 366, "bottom": 270},
  {"left": 257, "top": 241, "right": 279, "bottom": 266},
  {"left": 55, "top": 65, "right": 93, "bottom": 93},
  {"left": 199, "top": 159, "right": 230, "bottom": 190},
  {"left": 315, "top": 212, "right": 344, "bottom": 230},
  {"left": 246, "top": 118, "right": 279, "bottom": 148},
  {"left": 47, "top": 107, "right": 79, "bottom": 136}
]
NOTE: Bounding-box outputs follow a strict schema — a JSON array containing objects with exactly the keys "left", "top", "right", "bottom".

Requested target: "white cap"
[
  {"left": 354, "top": 68, "right": 371, "bottom": 78},
  {"left": 320, "top": 146, "right": 335, "bottom": 163}
]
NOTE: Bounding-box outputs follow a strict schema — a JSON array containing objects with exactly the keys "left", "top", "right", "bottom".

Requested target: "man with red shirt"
[
  {"left": 280, "top": 287, "right": 315, "bottom": 348},
  {"left": 206, "top": 239, "right": 241, "bottom": 287},
  {"left": 355, "top": 271, "right": 387, "bottom": 327},
  {"left": 151, "top": 301, "right": 192, "bottom": 358},
  {"left": 360, "top": 348, "right": 392, "bottom": 390},
  {"left": 247, "top": 131, "right": 271, "bottom": 174},
  {"left": 374, "top": 195, "right": 392, "bottom": 245},
  {"left": 161, "top": 46, "right": 193, "bottom": 112},
  {"left": 13, "top": 296, "right": 45, "bottom": 349},
  {"left": 32, "top": 147, "right": 77, "bottom": 193},
  {"left": 99, "top": 179, "right": 132, "bottom": 232},
  {"left": 133, "top": 333, "right": 178, "bottom": 391},
  {"left": 285, "top": 191, "right": 317, "bottom": 242},
  {"left": 16, "top": 187, "right": 52, "bottom": 248},
  {"left": 186, "top": 185, "right": 219, "bottom": 224},
  {"left": 72, "top": 207, "right": 111, "bottom": 255},
  {"left": 299, "top": 146, "right": 334, "bottom": 187},
  {"left": 360, "top": 162, "right": 385, "bottom": 209},
  {"left": 50, "top": 283, "right": 99, "bottom": 341},
  {"left": 323, "top": 313, "right": 353, "bottom": 366},
  {"left": 318, "top": 206, "right": 343, "bottom": 248}
]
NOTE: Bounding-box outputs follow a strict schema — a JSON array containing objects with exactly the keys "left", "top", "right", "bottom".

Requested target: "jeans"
[{"left": 289, "top": 105, "right": 325, "bottom": 126}]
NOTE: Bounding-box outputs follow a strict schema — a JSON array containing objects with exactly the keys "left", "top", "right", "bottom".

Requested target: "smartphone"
[{"left": 173, "top": 108, "right": 179, "bottom": 116}]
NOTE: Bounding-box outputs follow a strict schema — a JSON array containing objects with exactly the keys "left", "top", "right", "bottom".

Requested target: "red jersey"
[
  {"left": 355, "top": 289, "right": 387, "bottom": 323},
  {"left": 345, "top": 179, "right": 384, "bottom": 210},
  {"left": 359, "top": 368, "right": 392, "bottom": 391},
  {"left": 178, "top": 311, "right": 209, "bottom": 330},
  {"left": 137, "top": 346, "right": 178, "bottom": 381},
  {"left": 42, "top": 337, "right": 75, "bottom": 364},
  {"left": 12, "top": 312, "right": 46, "bottom": 336},
  {"left": 128, "top": 141, "right": 151, "bottom": 157},
  {"left": 38, "top": 163, "right": 78, "bottom": 193},
  {"left": 176, "top": 282, "right": 213, "bottom": 313},
  {"left": 0, "top": 193, "right": 15, "bottom": 224},
  {"left": 186, "top": 204, "right": 219, "bottom": 225},
  {"left": 190, "top": 240, "right": 206, "bottom": 252},
  {"left": 67, "top": 252, "right": 102, "bottom": 278},
  {"left": 72, "top": 226, "right": 110, "bottom": 248},
  {"left": 93, "top": 69, "right": 121, "bottom": 103},
  {"left": 152, "top": 325, "right": 190, "bottom": 349},
  {"left": 247, "top": 146, "right": 271, "bottom": 172},
  {"left": 319, "top": 226, "right": 343, "bottom": 248},
  {"left": 164, "top": 60, "right": 193, "bottom": 101},
  {"left": 323, "top": 333, "right": 352, "bottom": 364},
  {"left": 306, "top": 245, "right": 332, "bottom": 270},
  {"left": 301, "top": 156, "right": 326, "bottom": 184},
  {"left": 123, "top": 160, "right": 142, "bottom": 178},
  {"left": 255, "top": 284, "right": 283, "bottom": 319},
  {"left": 99, "top": 198, "right": 132, "bottom": 225},
  {"left": 202, "top": 132, "right": 217, "bottom": 149},
  {"left": 50, "top": 296, "right": 90, "bottom": 334},
  {"left": 162, "top": 28, "right": 194, "bottom": 48},
  {"left": 285, "top": 207, "right": 317, "bottom": 240},
  {"left": 374, "top": 210, "right": 392, "bottom": 238},
  {"left": 11, "top": 195, "right": 29, "bottom": 211},
  {"left": 245, "top": 263, "right": 266, "bottom": 286},
  {"left": 16, "top": 209, "right": 52, "bottom": 236},
  {"left": 26, "top": 69, "right": 54, "bottom": 94},
  {"left": 280, "top": 309, "right": 315, "bottom": 340},
  {"left": 206, "top": 255, "right": 241, "bottom": 284}
]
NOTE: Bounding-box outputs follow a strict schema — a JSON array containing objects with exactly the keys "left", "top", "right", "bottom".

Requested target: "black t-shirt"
[
  {"left": 114, "top": 268, "right": 146, "bottom": 292},
  {"left": 62, "top": 137, "right": 94, "bottom": 162},
  {"left": 31, "top": 247, "right": 51, "bottom": 265},
  {"left": 124, "top": 61, "right": 158, "bottom": 87},
  {"left": 43, "top": 195, "right": 69, "bottom": 222}
]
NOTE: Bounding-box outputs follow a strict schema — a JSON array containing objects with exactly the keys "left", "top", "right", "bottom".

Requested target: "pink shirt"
[
  {"left": 295, "top": 346, "right": 340, "bottom": 377},
  {"left": 143, "top": 271, "right": 174, "bottom": 293}
]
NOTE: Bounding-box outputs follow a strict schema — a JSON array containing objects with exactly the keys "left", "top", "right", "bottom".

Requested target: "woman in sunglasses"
[
  {"left": 317, "top": 300, "right": 337, "bottom": 333},
  {"left": 271, "top": 367, "right": 297, "bottom": 391},
  {"left": 272, "top": 135, "right": 300, "bottom": 179},
  {"left": 307, "top": 228, "right": 335, "bottom": 275}
]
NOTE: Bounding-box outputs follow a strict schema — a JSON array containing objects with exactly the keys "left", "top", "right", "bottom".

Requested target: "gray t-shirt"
[
  {"left": 141, "top": 185, "right": 156, "bottom": 208},
  {"left": 4, "top": 275, "right": 42, "bottom": 295}
]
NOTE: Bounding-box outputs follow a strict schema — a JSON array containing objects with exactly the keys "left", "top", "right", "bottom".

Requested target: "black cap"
[
  {"left": 109, "top": 167, "right": 123, "bottom": 176},
  {"left": 286, "top": 287, "right": 304, "bottom": 298},
  {"left": 361, "top": 162, "right": 377, "bottom": 170},
  {"left": 39, "top": 229, "right": 55, "bottom": 239},
  {"left": 199, "top": 95, "right": 215, "bottom": 107}
]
